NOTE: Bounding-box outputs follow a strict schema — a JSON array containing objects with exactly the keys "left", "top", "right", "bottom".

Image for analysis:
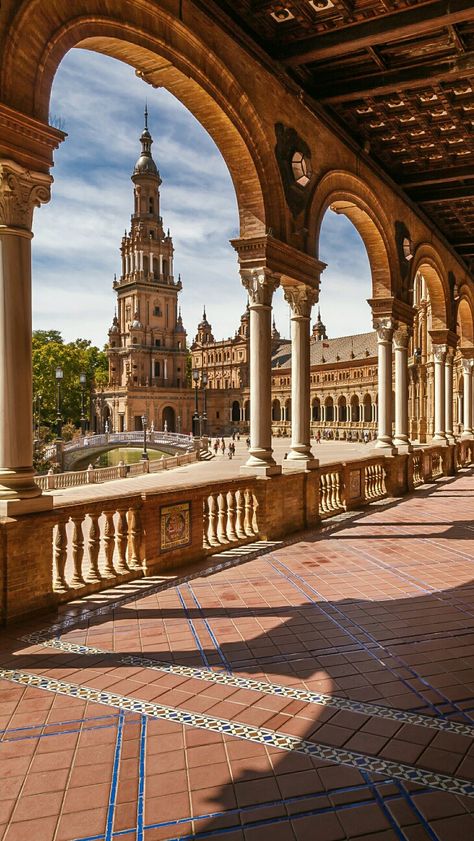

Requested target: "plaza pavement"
[
  {"left": 48, "top": 439, "right": 382, "bottom": 504},
  {"left": 1, "top": 468, "right": 474, "bottom": 839}
]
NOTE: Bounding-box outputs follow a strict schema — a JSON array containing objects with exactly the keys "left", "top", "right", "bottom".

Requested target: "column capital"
[
  {"left": 0, "top": 160, "right": 52, "bottom": 230},
  {"left": 393, "top": 324, "right": 412, "bottom": 349},
  {"left": 231, "top": 235, "right": 325, "bottom": 287},
  {"left": 373, "top": 318, "right": 395, "bottom": 342},
  {"left": 432, "top": 344, "right": 448, "bottom": 363},
  {"left": 283, "top": 283, "right": 318, "bottom": 319},
  {"left": 462, "top": 357, "right": 474, "bottom": 373},
  {"left": 240, "top": 267, "right": 280, "bottom": 307}
]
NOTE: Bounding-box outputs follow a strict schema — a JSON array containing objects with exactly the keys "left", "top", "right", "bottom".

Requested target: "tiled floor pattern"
[{"left": 2, "top": 473, "right": 474, "bottom": 838}]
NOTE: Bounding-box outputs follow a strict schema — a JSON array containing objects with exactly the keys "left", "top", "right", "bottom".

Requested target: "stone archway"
[
  {"left": 162, "top": 406, "right": 176, "bottom": 433},
  {"left": 231, "top": 400, "right": 241, "bottom": 423}
]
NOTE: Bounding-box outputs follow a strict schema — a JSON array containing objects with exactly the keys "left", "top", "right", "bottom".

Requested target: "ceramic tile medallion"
[
  {"left": 349, "top": 468, "right": 361, "bottom": 499},
  {"left": 160, "top": 500, "right": 191, "bottom": 551}
]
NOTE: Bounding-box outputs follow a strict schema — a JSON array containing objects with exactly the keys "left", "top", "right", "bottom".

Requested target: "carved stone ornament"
[
  {"left": 432, "top": 344, "right": 447, "bottom": 363},
  {"left": 274, "top": 123, "right": 314, "bottom": 218},
  {"left": 373, "top": 318, "right": 395, "bottom": 342},
  {"left": 283, "top": 283, "right": 318, "bottom": 318},
  {"left": 240, "top": 268, "right": 280, "bottom": 307},
  {"left": 393, "top": 324, "right": 412, "bottom": 349},
  {"left": 0, "top": 160, "right": 52, "bottom": 230},
  {"left": 462, "top": 357, "right": 474, "bottom": 374}
]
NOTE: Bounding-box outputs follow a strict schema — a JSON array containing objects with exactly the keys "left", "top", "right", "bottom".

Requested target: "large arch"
[
  {"left": 308, "top": 171, "right": 396, "bottom": 301},
  {"left": 0, "top": 1, "right": 286, "bottom": 239},
  {"left": 456, "top": 286, "right": 474, "bottom": 351},
  {"left": 410, "top": 245, "right": 450, "bottom": 333}
]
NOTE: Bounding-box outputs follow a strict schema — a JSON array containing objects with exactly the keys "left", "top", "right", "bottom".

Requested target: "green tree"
[{"left": 33, "top": 331, "right": 108, "bottom": 436}]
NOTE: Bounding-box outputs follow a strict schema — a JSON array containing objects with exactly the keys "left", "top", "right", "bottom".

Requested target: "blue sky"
[{"left": 32, "top": 49, "right": 372, "bottom": 347}]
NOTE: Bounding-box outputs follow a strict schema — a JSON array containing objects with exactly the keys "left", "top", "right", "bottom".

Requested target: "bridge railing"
[
  {"left": 2, "top": 440, "right": 473, "bottom": 623},
  {"left": 44, "top": 430, "right": 193, "bottom": 460}
]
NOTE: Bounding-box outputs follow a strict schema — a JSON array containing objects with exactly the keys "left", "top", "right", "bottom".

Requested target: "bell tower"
[{"left": 107, "top": 109, "right": 187, "bottom": 392}]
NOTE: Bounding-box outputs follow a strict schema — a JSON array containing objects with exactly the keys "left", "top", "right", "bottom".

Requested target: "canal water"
[{"left": 97, "top": 448, "right": 170, "bottom": 467}]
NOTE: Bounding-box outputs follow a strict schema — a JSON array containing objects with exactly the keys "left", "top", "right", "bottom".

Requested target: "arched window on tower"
[{"left": 149, "top": 197, "right": 154, "bottom": 214}]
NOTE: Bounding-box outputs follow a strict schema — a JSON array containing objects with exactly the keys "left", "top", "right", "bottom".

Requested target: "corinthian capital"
[
  {"left": 462, "top": 357, "right": 474, "bottom": 374},
  {"left": 373, "top": 318, "right": 395, "bottom": 343},
  {"left": 240, "top": 268, "right": 280, "bottom": 307},
  {"left": 283, "top": 283, "right": 318, "bottom": 318},
  {"left": 432, "top": 344, "right": 447, "bottom": 363},
  {"left": 0, "top": 160, "right": 52, "bottom": 230},
  {"left": 393, "top": 324, "right": 412, "bottom": 350}
]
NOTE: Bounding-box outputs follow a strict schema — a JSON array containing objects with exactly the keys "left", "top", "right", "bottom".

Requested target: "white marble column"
[
  {"left": 240, "top": 268, "right": 281, "bottom": 475},
  {"left": 461, "top": 358, "right": 473, "bottom": 439},
  {"left": 432, "top": 344, "right": 448, "bottom": 442},
  {"left": 283, "top": 284, "right": 318, "bottom": 468},
  {"left": 0, "top": 161, "right": 53, "bottom": 513},
  {"left": 445, "top": 348, "right": 455, "bottom": 442},
  {"left": 393, "top": 325, "right": 412, "bottom": 451},
  {"left": 374, "top": 319, "right": 396, "bottom": 452}
]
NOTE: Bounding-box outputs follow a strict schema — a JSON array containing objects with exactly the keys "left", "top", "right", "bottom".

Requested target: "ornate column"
[
  {"left": 240, "top": 268, "right": 281, "bottom": 475},
  {"left": 393, "top": 325, "right": 412, "bottom": 451},
  {"left": 445, "top": 348, "right": 455, "bottom": 442},
  {"left": 461, "top": 358, "right": 473, "bottom": 439},
  {"left": 374, "top": 318, "right": 396, "bottom": 452},
  {"left": 282, "top": 283, "right": 318, "bottom": 468},
  {"left": 432, "top": 344, "right": 448, "bottom": 443},
  {"left": 0, "top": 161, "right": 53, "bottom": 513}
]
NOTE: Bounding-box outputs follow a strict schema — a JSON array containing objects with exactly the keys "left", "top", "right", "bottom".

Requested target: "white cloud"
[{"left": 33, "top": 49, "right": 371, "bottom": 347}]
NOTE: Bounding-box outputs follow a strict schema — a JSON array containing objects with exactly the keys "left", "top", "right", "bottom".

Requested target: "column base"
[
  {"left": 461, "top": 431, "right": 473, "bottom": 440},
  {"left": 0, "top": 494, "right": 53, "bottom": 517},
  {"left": 373, "top": 439, "right": 398, "bottom": 455},
  {"left": 432, "top": 435, "right": 448, "bottom": 446},
  {"left": 283, "top": 457, "right": 319, "bottom": 472},
  {"left": 240, "top": 462, "right": 282, "bottom": 477},
  {"left": 393, "top": 438, "right": 413, "bottom": 453}
]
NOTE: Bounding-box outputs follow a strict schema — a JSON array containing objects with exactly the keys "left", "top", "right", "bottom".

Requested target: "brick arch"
[
  {"left": 410, "top": 245, "right": 449, "bottom": 332},
  {"left": 456, "top": 290, "right": 474, "bottom": 350},
  {"left": 0, "top": 1, "right": 285, "bottom": 239},
  {"left": 308, "top": 171, "right": 396, "bottom": 301}
]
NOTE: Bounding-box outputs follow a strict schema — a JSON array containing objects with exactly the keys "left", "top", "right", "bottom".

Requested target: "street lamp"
[
  {"left": 141, "top": 414, "right": 149, "bottom": 460},
  {"left": 201, "top": 371, "right": 208, "bottom": 435},
  {"left": 79, "top": 371, "right": 87, "bottom": 436},
  {"left": 192, "top": 369, "right": 199, "bottom": 436},
  {"left": 55, "top": 366, "right": 63, "bottom": 439}
]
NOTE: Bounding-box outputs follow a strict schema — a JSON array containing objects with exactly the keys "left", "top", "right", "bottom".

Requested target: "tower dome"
[
  {"left": 312, "top": 307, "right": 328, "bottom": 341},
  {"left": 133, "top": 106, "right": 159, "bottom": 178}
]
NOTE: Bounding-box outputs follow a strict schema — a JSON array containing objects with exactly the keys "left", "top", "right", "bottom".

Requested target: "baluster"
[
  {"left": 208, "top": 495, "right": 220, "bottom": 547},
  {"left": 226, "top": 491, "right": 237, "bottom": 542},
  {"left": 244, "top": 489, "right": 254, "bottom": 536},
  {"left": 251, "top": 492, "right": 258, "bottom": 534},
  {"left": 102, "top": 511, "right": 117, "bottom": 577},
  {"left": 53, "top": 519, "right": 68, "bottom": 593},
  {"left": 217, "top": 493, "right": 229, "bottom": 543},
  {"left": 329, "top": 473, "right": 337, "bottom": 511},
  {"left": 364, "top": 467, "right": 369, "bottom": 500},
  {"left": 86, "top": 513, "right": 101, "bottom": 582},
  {"left": 70, "top": 516, "right": 85, "bottom": 587},
  {"left": 235, "top": 489, "right": 246, "bottom": 538},
  {"left": 202, "top": 498, "right": 211, "bottom": 550},
  {"left": 368, "top": 465, "right": 374, "bottom": 499},
  {"left": 128, "top": 507, "right": 142, "bottom": 570},
  {"left": 319, "top": 475, "right": 327, "bottom": 514},
  {"left": 115, "top": 509, "right": 130, "bottom": 573},
  {"left": 335, "top": 472, "right": 342, "bottom": 509}
]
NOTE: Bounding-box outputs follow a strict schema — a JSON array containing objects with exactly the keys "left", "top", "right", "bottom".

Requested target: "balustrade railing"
[
  {"left": 3, "top": 440, "right": 473, "bottom": 622},
  {"left": 53, "top": 503, "right": 144, "bottom": 594},
  {"left": 36, "top": 450, "right": 199, "bottom": 490},
  {"left": 203, "top": 486, "right": 258, "bottom": 551}
]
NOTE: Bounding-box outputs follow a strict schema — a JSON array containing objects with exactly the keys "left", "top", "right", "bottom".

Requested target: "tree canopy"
[{"left": 33, "top": 331, "right": 108, "bottom": 435}]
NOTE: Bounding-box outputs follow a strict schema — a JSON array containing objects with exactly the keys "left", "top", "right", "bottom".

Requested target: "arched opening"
[
  {"left": 162, "top": 406, "right": 175, "bottom": 432},
  {"left": 271, "top": 399, "right": 281, "bottom": 422},
  {"left": 363, "top": 394, "right": 372, "bottom": 423},
  {"left": 338, "top": 396, "right": 347, "bottom": 423},
  {"left": 231, "top": 400, "right": 240, "bottom": 423},
  {"left": 325, "top": 397, "right": 334, "bottom": 423},
  {"left": 285, "top": 398, "right": 292, "bottom": 423},
  {"left": 243, "top": 400, "right": 250, "bottom": 422},
  {"left": 312, "top": 398, "right": 320, "bottom": 422},
  {"left": 350, "top": 394, "right": 360, "bottom": 422}
]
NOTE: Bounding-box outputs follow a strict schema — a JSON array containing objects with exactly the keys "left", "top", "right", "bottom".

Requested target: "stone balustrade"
[
  {"left": 36, "top": 451, "right": 199, "bottom": 490},
  {"left": 0, "top": 441, "right": 472, "bottom": 624}
]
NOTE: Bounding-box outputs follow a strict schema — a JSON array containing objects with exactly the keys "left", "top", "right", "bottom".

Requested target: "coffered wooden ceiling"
[{"left": 204, "top": 0, "right": 474, "bottom": 267}]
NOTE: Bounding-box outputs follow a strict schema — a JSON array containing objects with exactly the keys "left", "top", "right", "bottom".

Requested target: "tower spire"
[{"left": 144, "top": 102, "right": 148, "bottom": 130}]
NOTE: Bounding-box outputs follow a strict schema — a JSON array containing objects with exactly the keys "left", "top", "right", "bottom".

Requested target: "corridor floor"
[{"left": 1, "top": 471, "right": 474, "bottom": 840}]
